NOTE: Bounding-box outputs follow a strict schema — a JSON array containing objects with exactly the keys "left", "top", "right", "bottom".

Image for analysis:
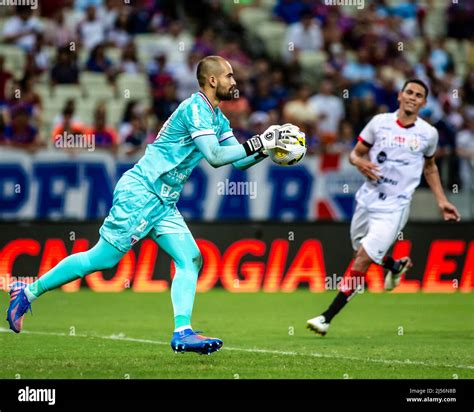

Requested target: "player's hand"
[
  {"left": 438, "top": 200, "right": 461, "bottom": 222},
  {"left": 354, "top": 157, "right": 381, "bottom": 181},
  {"left": 259, "top": 124, "right": 298, "bottom": 150}
]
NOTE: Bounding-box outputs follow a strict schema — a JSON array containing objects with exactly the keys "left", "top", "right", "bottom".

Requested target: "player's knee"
[
  {"left": 192, "top": 252, "right": 203, "bottom": 271},
  {"left": 355, "top": 247, "right": 373, "bottom": 266}
]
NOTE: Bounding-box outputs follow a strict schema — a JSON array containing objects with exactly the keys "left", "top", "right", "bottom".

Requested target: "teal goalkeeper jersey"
[{"left": 125, "top": 91, "right": 234, "bottom": 204}]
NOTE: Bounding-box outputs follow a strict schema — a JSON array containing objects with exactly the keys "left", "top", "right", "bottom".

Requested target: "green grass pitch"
[{"left": 1, "top": 290, "right": 472, "bottom": 379}]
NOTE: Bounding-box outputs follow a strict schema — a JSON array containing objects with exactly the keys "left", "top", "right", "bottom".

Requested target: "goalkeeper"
[{"left": 7, "top": 56, "right": 298, "bottom": 355}]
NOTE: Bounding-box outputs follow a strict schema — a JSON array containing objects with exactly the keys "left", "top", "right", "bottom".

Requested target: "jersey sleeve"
[
  {"left": 424, "top": 126, "right": 439, "bottom": 158},
  {"left": 218, "top": 114, "right": 234, "bottom": 144},
  {"left": 184, "top": 102, "right": 216, "bottom": 141},
  {"left": 358, "top": 115, "right": 379, "bottom": 147}
]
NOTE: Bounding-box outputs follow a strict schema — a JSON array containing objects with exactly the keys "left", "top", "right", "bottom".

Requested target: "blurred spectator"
[
  {"left": 148, "top": 53, "right": 173, "bottom": 100},
  {"left": 3, "top": 105, "right": 41, "bottom": 151},
  {"left": 250, "top": 77, "right": 279, "bottom": 113},
  {"left": 342, "top": 48, "right": 375, "bottom": 97},
  {"left": 423, "top": 107, "right": 459, "bottom": 189},
  {"left": 274, "top": 0, "right": 309, "bottom": 25},
  {"left": 52, "top": 99, "right": 82, "bottom": 127},
  {"left": 456, "top": 115, "right": 474, "bottom": 191},
  {"left": 122, "top": 114, "right": 148, "bottom": 155},
  {"left": 98, "top": 0, "right": 120, "bottom": 32},
  {"left": 119, "top": 42, "right": 143, "bottom": 74},
  {"left": 86, "top": 44, "right": 117, "bottom": 83},
  {"left": 283, "top": 84, "right": 317, "bottom": 133},
  {"left": 373, "top": 71, "right": 399, "bottom": 112},
  {"left": 17, "top": 76, "right": 42, "bottom": 125},
  {"left": 2, "top": 6, "right": 43, "bottom": 52},
  {"left": 170, "top": 51, "right": 201, "bottom": 101},
  {"left": 322, "top": 10, "right": 344, "bottom": 47},
  {"left": 0, "top": 57, "right": 13, "bottom": 104},
  {"left": 126, "top": 4, "right": 153, "bottom": 35},
  {"left": 87, "top": 101, "right": 118, "bottom": 150},
  {"left": 75, "top": 0, "right": 103, "bottom": 12},
  {"left": 78, "top": 6, "right": 106, "bottom": 50},
  {"left": 160, "top": 21, "right": 194, "bottom": 68},
  {"left": 283, "top": 9, "right": 323, "bottom": 63},
  {"left": 219, "top": 36, "right": 252, "bottom": 80},
  {"left": 462, "top": 70, "right": 474, "bottom": 106},
  {"left": 193, "top": 27, "right": 217, "bottom": 56},
  {"left": 309, "top": 78, "right": 345, "bottom": 135},
  {"left": 153, "top": 80, "right": 180, "bottom": 122},
  {"left": 334, "top": 119, "right": 356, "bottom": 154},
  {"left": 248, "top": 111, "right": 270, "bottom": 135},
  {"left": 342, "top": 49, "right": 376, "bottom": 98},
  {"left": 27, "top": 33, "right": 52, "bottom": 76},
  {"left": 428, "top": 38, "right": 453, "bottom": 79},
  {"left": 220, "top": 93, "right": 252, "bottom": 143},
  {"left": 51, "top": 46, "right": 80, "bottom": 85},
  {"left": 269, "top": 68, "right": 289, "bottom": 107},
  {"left": 107, "top": 9, "right": 131, "bottom": 48},
  {"left": 119, "top": 100, "right": 148, "bottom": 143},
  {"left": 45, "top": 9, "right": 77, "bottom": 48},
  {"left": 51, "top": 102, "right": 87, "bottom": 148},
  {"left": 220, "top": 93, "right": 251, "bottom": 120}
]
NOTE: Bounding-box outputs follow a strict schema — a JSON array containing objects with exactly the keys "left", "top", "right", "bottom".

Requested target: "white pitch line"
[{"left": 1, "top": 327, "right": 473, "bottom": 371}]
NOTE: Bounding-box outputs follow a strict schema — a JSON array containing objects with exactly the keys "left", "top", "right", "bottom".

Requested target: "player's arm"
[
  {"left": 193, "top": 126, "right": 293, "bottom": 168},
  {"left": 349, "top": 141, "right": 380, "bottom": 181},
  {"left": 423, "top": 156, "right": 461, "bottom": 221},
  {"left": 220, "top": 134, "right": 268, "bottom": 170}
]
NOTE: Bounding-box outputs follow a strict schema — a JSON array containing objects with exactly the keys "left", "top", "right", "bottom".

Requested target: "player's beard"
[{"left": 216, "top": 84, "right": 234, "bottom": 101}]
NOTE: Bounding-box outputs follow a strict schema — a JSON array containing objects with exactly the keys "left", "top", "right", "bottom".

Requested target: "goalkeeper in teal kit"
[{"left": 6, "top": 56, "right": 298, "bottom": 354}]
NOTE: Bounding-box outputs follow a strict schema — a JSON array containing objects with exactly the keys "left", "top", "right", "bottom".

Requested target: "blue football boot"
[
  {"left": 6, "top": 282, "right": 32, "bottom": 333},
  {"left": 170, "top": 328, "right": 223, "bottom": 355}
]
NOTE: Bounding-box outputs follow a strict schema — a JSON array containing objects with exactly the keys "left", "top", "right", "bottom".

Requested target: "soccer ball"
[{"left": 268, "top": 131, "right": 307, "bottom": 166}]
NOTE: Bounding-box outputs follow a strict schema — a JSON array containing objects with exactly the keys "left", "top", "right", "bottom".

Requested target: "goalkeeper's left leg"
[
  {"left": 7, "top": 237, "right": 124, "bottom": 333},
  {"left": 27, "top": 236, "right": 125, "bottom": 299}
]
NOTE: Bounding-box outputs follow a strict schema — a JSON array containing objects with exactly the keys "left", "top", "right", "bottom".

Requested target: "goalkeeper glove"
[{"left": 243, "top": 124, "right": 299, "bottom": 156}]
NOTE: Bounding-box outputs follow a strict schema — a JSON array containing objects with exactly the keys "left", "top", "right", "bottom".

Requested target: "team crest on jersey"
[{"left": 409, "top": 136, "right": 421, "bottom": 151}]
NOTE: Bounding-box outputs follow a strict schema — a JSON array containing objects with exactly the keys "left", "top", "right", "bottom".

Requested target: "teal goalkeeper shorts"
[{"left": 99, "top": 174, "right": 191, "bottom": 253}]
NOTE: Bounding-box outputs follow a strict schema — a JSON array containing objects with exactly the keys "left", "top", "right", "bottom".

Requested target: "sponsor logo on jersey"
[
  {"left": 377, "top": 151, "right": 387, "bottom": 163},
  {"left": 377, "top": 176, "right": 398, "bottom": 186},
  {"left": 192, "top": 104, "right": 200, "bottom": 127},
  {"left": 409, "top": 136, "right": 421, "bottom": 151},
  {"left": 130, "top": 235, "right": 139, "bottom": 246}
]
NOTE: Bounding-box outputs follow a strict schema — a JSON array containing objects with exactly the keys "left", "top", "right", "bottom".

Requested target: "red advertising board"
[{"left": 0, "top": 222, "right": 472, "bottom": 293}]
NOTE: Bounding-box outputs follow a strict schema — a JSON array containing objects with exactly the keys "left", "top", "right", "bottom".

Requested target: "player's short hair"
[
  {"left": 196, "top": 56, "right": 226, "bottom": 87},
  {"left": 401, "top": 79, "right": 429, "bottom": 99}
]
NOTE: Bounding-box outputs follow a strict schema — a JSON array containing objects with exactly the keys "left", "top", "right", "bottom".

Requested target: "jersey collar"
[
  {"left": 198, "top": 91, "right": 216, "bottom": 117},
  {"left": 395, "top": 111, "right": 416, "bottom": 129}
]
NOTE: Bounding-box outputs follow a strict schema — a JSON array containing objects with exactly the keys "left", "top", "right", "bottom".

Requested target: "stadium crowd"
[{"left": 0, "top": 0, "right": 473, "bottom": 191}]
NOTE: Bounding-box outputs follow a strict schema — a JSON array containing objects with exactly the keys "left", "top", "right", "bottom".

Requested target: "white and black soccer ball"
[{"left": 268, "top": 131, "right": 307, "bottom": 166}]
